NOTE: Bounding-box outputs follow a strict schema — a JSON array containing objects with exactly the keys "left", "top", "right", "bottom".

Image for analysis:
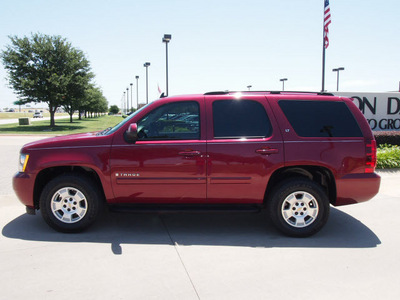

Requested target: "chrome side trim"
[{"left": 31, "top": 145, "right": 110, "bottom": 151}]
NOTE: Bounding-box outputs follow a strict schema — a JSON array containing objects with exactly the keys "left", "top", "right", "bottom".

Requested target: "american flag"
[{"left": 324, "top": 0, "right": 332, "bottom": 48}]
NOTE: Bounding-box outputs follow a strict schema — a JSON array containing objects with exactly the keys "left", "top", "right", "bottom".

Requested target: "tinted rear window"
[
  {"left": 279, "top": 100, "right": 362, "bottom": 137},
  {"left": 213, "top": 100, "right": 272, "bottom": 138}
]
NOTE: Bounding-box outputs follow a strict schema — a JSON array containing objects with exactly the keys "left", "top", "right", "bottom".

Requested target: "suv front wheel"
[
  {"left": 40, "top": 174, "right": 103, "bottom": 233},
  {"left": 268, "top": 178, "right": 330, "bottom": 237}
]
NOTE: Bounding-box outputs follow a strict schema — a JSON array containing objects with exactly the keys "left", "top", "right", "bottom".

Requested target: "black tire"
[
  {"left": 267, "top": 178, "right": 330, "bottom": 237},
  {"left": 40, "top": 173, "right": 103, "bottom": 233}
]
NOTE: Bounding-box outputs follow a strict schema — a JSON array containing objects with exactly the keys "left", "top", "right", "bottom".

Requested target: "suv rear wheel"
[
  {"left": 40, "top": 174, "right": 103, "bottom": 233},
  {"left": 268, "top": 178, "right": 329, "bottom": 237}
]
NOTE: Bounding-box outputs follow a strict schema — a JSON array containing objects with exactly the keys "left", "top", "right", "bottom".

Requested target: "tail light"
[{"left": 365, "top": 139, "right": 377, "bottom": 173}]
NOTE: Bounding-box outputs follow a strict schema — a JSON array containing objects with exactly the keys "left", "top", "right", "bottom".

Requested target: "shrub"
[
  {"left": 374, "top": 131, "right": 400, "bottom": 146},
  {"left": 377, "top": 144, "right": 400, "bottom": 169},
  {"left": 109, "top": 105, "right": 120, "bottom": 114}
]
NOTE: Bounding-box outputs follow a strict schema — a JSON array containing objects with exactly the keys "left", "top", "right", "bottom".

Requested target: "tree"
[
  {"left": 62, "top": 69, "right": 93, "bottom": 123},
  {"left": 109, "top": 105, "right": 119, "bottom": 114},
  {"left": 1, "top": 33, "right": 92, "bottom": 126},
  {"left": 81, "top": 85, "right": 108, "bottom": 118},
  {"left": 62, "top": 52, "right": 93, "bottom": 122}
]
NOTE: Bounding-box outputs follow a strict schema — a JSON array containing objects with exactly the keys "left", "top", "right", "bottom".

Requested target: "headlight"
[{"left": 19, "top": 154, "right": 29, "bottom": 172}]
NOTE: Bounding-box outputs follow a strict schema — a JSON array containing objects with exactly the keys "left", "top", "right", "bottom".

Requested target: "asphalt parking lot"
[{"left": 1, "top": 135, "right": 400, "bottom": 300}]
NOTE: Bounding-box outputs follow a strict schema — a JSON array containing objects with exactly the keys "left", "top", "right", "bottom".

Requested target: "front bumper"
[{"left": 13, "top": 172, "right": 35, "bottom": 209}]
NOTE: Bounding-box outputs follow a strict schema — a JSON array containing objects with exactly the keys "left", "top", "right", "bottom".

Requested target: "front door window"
[{"left": 137, "top": 101, "right": 200, "bottom": 140}]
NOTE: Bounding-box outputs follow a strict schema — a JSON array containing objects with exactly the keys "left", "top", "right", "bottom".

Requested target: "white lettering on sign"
[{"left": 335, "top": 92, "right": 400, "bottom": 131}]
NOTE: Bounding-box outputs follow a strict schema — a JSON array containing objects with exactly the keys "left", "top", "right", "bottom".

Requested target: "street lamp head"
[
  {"left": 332, "top": 67, "right": 345, "bottom": 72},
  {"left": 130, "top": 83, "right": 133, "bottom": 86},
  {"left": 135, "top": 75, "right": 139, "bottom": 79},
  {"left": 144, "top": 62, "right": 150, "bottom": 67},
  {"left": 280, "top": 78, "right": 288, "bottom": 82},
  {"left": 163, "top": 34, "right": 172, "bottom": 43}
]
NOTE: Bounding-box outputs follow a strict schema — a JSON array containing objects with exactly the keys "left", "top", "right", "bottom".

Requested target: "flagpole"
[
  {"left": 322, "top": 39, "right": 326, "bottom": 92},
  {"left": 321, "top": 1, "right": 326, "bottom": 92},
  {"left": 321, "top": 0, "right": 332, "bottom": 93}
]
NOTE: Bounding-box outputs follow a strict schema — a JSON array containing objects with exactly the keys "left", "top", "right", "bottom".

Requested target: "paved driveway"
[
  {"left": 1, "top": 135, "right": 399, "bottom": 299},
  {"left": 0, "top": 115, "right": 69, "bottom": 125}
]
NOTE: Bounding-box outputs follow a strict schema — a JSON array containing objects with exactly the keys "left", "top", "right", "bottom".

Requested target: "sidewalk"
[{"left": 0, "top": 115, "right": 69, "bottom": 125}]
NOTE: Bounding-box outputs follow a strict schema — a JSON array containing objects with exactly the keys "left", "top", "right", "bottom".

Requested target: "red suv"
[{"left": 13, "top": 91, "right": 381, "bottom": 237}]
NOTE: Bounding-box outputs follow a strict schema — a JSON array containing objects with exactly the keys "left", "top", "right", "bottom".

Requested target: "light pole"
[
  {"left": 121, "top": 93, "right": 124, "bottom": 113},
  {"left": 247, "top": 85, "right": 252, "bottom": 91},
  {"left": 144, "top": 62, "right": 151, "bottom": 104},
  {"left": 280, "top": 78, "right": 288, "bottom": 91},
  {"left": 126, "top": 87, "right": 129, "bottom": 114},
  {"left": 162, "top": 34, "right": 172, "bottom": 96},
  {"left": 130, "top": 83, "right": 133, "bottom": 112},
  {"left": 135, "top": 75, "right": 139, "bottom": 109},
  {"left": 123, "top": 91, "right": 126, "bottom": 113},
  {"left": 332, "top": 67, "right": 345, "bottom": 91}
]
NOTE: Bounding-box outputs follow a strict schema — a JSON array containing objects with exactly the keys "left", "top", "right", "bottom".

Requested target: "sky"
[{"left": 0, "top": 0, "right": 399, "bottom": 109}]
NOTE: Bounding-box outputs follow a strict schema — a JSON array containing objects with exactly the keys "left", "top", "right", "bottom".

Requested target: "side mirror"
[{"left": 124, "top": 123, "right": 138, "bottom": 144}]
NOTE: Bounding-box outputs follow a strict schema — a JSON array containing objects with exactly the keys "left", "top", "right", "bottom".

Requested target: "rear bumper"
[
  {"left": 13, "top": 172, "right": 35, "bottom": 209},
  {"left": 335, "top": 172, "right": 381, "bottom": 206}
]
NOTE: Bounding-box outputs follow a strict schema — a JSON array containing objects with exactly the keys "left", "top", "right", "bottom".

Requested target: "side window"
[
  {"left": 212, "top": 100, "right": 272, "bottom": 139},
  {"left": 137, "top": 101, "right": 200, "bottom": 140},
  {"left": 278, "top": 100, "right": 363, "bottom": 137}
]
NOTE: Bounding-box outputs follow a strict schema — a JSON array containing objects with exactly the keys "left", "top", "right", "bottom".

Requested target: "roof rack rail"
[
  {"left": 204, "top": 91, "right": 335, "bottom": 96},
  {"left": 204, "top": 91, "right": 230, "bottom": 95}
]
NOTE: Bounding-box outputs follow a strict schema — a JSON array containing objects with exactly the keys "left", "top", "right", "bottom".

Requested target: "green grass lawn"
[{"left": 0, "top": 115, "right": 123, "bottom": 135}]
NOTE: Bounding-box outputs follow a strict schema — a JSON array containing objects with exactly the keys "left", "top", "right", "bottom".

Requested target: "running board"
[{"left": 108, "top": 204, "right": 263, "bottom": 214}]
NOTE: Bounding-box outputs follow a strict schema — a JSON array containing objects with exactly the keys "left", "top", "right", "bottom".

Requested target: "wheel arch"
[{"left": 264, "top": 166, "right": 336, "bottom": 205}]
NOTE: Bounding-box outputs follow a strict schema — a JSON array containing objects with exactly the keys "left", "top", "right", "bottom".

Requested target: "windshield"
[{"left": 100, "top": 104, "right": 152, "bottom": 135}]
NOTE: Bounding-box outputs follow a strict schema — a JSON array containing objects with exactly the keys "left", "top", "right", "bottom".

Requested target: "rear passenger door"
[{"left": 205, "top": 96, "right": 284, "bottom": 204}]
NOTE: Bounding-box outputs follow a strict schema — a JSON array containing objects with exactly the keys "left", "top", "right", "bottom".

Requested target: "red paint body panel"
[
  {"left": 109, "top": 140, "right": 207, "bottom": 203},
  {"left": 13, "top": 172, "right": 35, "bottom": 208},
  {"left": 335, "top": 173, "right": 381, "bottom": 206},
  {"left": 206, "top": 140, "right": 284, "bottom": 203},
  {"left": 14, "top": 133, "right": 114, "bottom": 207}
]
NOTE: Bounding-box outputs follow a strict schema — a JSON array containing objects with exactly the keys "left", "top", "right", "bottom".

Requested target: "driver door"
[{"left": 110, "top": 99, "right": 207, "bottom": 204}]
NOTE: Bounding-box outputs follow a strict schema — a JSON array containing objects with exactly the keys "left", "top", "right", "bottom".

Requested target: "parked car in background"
[{"left": 33, "top": 111, "right": 43, "bottom": 118}]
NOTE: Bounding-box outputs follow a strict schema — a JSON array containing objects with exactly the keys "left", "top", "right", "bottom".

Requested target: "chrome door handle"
[
  {"left": 256, "top": 148, "right": 279, "bottom": 155},
  {"left": 179, "top": 151, "right": 201, "bottom": 157}
]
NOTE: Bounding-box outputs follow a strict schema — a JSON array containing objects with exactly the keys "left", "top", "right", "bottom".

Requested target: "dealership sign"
[{"left": 335, "top": 92, "right": 400, "bottom": 131}]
